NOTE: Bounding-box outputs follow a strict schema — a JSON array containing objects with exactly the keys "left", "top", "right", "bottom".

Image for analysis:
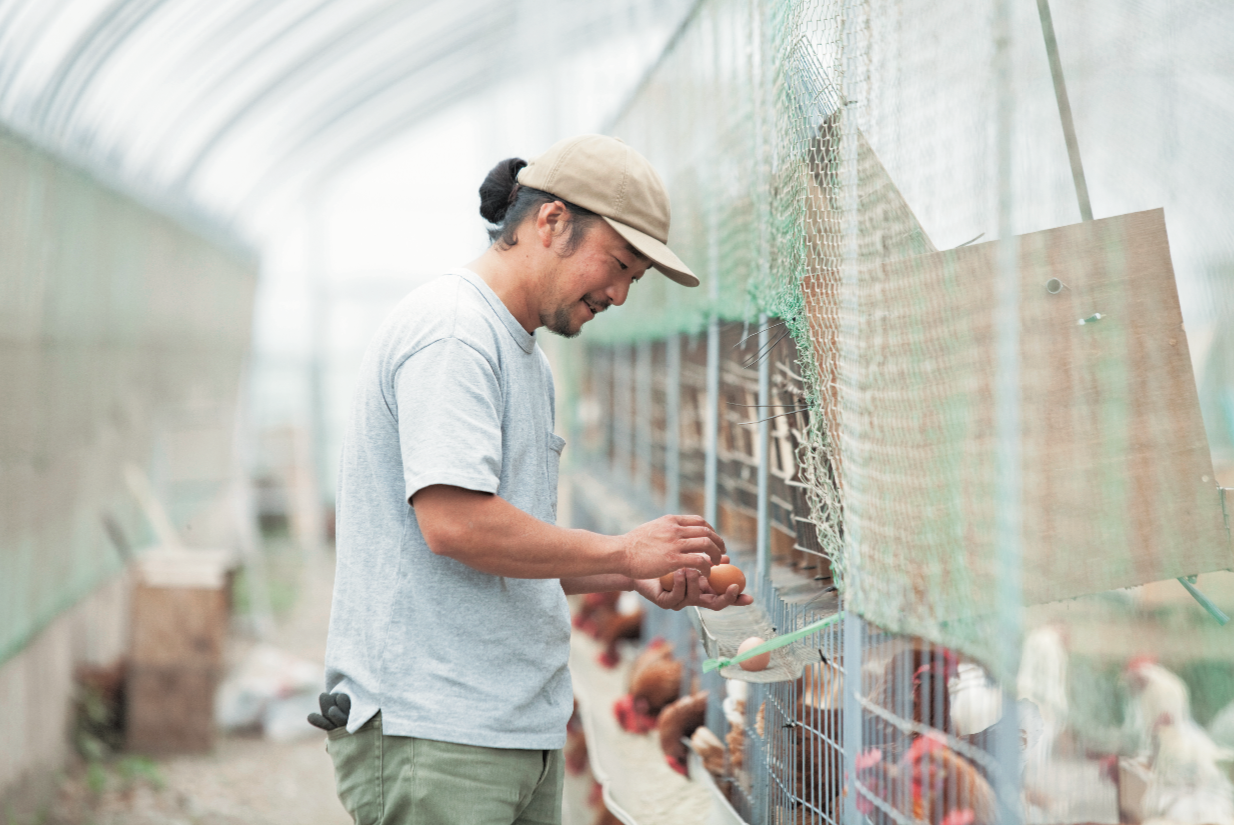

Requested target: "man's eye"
[{"left": 614, "top": 257, "right": 628, "bottom": 270}]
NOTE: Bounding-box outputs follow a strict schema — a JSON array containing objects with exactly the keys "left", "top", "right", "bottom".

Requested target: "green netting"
[{"left": 582, "top": 0, "right": 1234, "bottom": 665}]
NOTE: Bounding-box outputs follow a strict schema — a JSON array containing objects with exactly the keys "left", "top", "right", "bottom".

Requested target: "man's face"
[{"left": 538, "top": 218, "right": 652, "bottom": 338}]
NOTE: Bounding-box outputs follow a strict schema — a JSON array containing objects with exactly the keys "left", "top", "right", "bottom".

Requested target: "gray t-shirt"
[{"left": 324, "top": 268, "right": 572, "bottom": 749}]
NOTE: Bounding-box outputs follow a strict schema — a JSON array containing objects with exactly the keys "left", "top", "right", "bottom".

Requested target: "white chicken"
[
  {"left": 1125, "top": 658, "right": 1234, "bottom": 825},
  {"left": 1018, "top": 625, "right": 1068, "bottom": 760},
  {"left": 1125, "top": 658, "right": 1192, "bottom": 760},
  {"left": 1141, "top": 713, "right": 1234, "bottom": 825}
]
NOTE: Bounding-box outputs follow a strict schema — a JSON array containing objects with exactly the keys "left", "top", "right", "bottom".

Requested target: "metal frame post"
[
  {"left": 756, "top": 314, "right": 772, "bottom": 583},
  {"left": 840, "top": 1, "right": 867, "bottom": 820},
  {"left": 666, "top": 333, "right": 682, "bottom": 514},
  {"left": 636, "top": 340, "right": 654, "bottom": 510},
  {"left": 995, "top": 0, "right": 1025, "bottom": 820},
  {"left": 704, "top": 316, "right": 720, "bottom": 528}
]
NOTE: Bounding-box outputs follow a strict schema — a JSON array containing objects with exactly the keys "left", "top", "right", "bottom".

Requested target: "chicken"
[
  {"left": 788, "top": 707, "right": 844, "bottom": 812},
  {"left": 1017, "top": 625, "right": 1068, "bottom": 756},
  {"left": 724, "top": 679, "right": 748, "bottom": 773},
  {"left": 613, "top": 639, "right": 681, "bottom": 734},
  {"left": 865, "top": 638, "right": 959, "bottom": 759},
  {"left": 855, "top": 735, "right": 997, "bottom": 825},
  {"left": 690, "top": 726, "right": 727, "bottom": 777},
  {"left": 628, "top": 639, "right": 681, "bottom": 714},
  {"left": 595, "top": 608, "right": 643, "bottom": 669},
  {"left": 1141, "top": 713, "right": 1234, "bottom": 825},
  {"left": 773, "top": 663, "right": 847, "bottom": 814},
  {"left": 950, "top": 662, "right": 1002, "bottom": 737},
  {"left": 658, "top": 690, "right": 709, "bottom": 774},
  {"left": 573, "top": 591, "right": 620, "bottom": 637},
  {"left": 1125, "top": 657, "right": 1191, "bottom": 759},
  {"left": 1211, "top": 698, "right": 1234, "bottom": 751}
]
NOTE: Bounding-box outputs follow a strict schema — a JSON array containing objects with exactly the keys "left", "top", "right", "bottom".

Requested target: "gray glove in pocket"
[{"left": 307, "top": 692, "right": 350, "bottom": 731}]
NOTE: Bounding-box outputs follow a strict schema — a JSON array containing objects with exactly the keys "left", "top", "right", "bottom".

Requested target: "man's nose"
[{"left": 604, "top": 279, "right": 631, "bottom": 307}]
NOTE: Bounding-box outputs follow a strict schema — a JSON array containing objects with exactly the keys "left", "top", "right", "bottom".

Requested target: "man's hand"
[
  {"left": 632, "top": 554, "right": 753, "bottom": 611},
  {"left": 618, "top": 514, "right": 726, "bottom": 581}
]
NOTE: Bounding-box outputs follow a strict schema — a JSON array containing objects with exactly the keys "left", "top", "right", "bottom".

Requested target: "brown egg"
[
  {"left": 707, "top": 563, "right": 746, "bottom": 596},
  {"left": 659, "top": 572, "right": 678, "bottom": 591},
  {"left": 737, "top": 636, "right": 770, "bottom": 671}
]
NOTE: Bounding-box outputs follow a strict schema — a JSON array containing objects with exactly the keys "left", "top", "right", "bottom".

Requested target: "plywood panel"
[{"left": 840, "top": 209, "right": 1231, "bottom": 623}]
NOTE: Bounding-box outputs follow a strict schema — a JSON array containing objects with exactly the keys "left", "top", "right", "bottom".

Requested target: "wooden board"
[{"left": 841, "top": 209, "right": 1231, "bottom": 614}]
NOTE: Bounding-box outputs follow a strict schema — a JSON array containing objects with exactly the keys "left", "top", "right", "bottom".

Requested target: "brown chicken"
[
  {"left": 768, "top": 662, "right": 847, "bottom": 817},
  {"left": 595, "top": 608, "right": 643, "bottom": 668},
  {"left": 658, "top": 690, "right": 709, "bottom": 774},
  {"left": 613, "top": 639, "right": 681, "bottom": 734},
  {"left": 628, "top": 639, "right": 682, "bottom": 715},
  {"left": 573, "top": 591, "right": 620, "bottom": 637},
  {"left": 854, "top": 735, "right": 997, "bottom": 825},
  {"left": 865, "top": 638, "right": 959, "bottom": 760}
]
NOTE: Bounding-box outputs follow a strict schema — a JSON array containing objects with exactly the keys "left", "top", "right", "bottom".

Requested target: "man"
[{"left": 314, "top": 134, "right": 750, "bottom": 824}]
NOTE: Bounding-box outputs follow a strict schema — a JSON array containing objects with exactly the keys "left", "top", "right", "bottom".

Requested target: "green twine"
[{"left": 702, "top": 612, "right": 844, "bottom": 674}]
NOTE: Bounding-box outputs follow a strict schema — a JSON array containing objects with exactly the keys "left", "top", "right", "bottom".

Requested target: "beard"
[
  {"left": 541, "top": 294, "right": 609, "bottom": 339},
  {"left": 541, "top": 303, "right": 581, "bottom": 339}
]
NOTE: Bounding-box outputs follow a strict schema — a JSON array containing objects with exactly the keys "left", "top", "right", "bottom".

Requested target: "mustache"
[{"left": 584, "top": 296, "right": 611, "bottom": 313}]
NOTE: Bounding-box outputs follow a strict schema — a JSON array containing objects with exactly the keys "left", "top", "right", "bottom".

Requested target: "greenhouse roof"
[{"left": 0, "top": 0, "right": 691, "bottom": 236}]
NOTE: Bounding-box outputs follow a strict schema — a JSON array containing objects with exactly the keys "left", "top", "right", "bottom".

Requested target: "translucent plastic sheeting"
[{"left": 0, "top": 125, "right": 256, "bottom": 665}]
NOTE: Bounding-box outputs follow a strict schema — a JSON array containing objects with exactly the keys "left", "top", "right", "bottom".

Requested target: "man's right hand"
[{"left": 618, "top": 514, "right": 726, "bottom": 581}]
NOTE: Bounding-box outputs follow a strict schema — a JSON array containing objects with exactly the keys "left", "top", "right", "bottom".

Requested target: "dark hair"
[{"left": 479, "top": 157, "right": 599, "bottom": 254}]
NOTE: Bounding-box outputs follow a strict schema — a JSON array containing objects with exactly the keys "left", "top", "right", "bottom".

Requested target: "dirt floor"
[{"left": 46, "top": 540, "right": 350, "bottom": 825}]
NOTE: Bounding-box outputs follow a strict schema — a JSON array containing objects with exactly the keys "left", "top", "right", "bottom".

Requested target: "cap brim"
[{"left": 602, "top": 217, "right": 700, "bottom": 288}]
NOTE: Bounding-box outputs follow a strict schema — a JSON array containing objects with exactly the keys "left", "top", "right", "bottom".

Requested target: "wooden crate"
[
  {"left": 126, "top": 663, "right": 219, "bottom": 753},
  {"left": 125, "top": 548, "right": 231, "bottom": 753}
]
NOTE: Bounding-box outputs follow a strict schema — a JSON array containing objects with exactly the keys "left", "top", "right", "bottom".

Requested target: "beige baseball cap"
[{"left": 517, "top": 134, "right": 699, "bottom": 288}]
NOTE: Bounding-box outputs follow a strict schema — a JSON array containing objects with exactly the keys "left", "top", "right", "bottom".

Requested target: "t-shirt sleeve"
[{"left": 394, "top": 337, "right": 503, "bottom": 503}]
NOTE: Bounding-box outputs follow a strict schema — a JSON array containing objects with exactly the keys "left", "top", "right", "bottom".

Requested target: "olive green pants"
[{"left": 326, "top": 713, "right": 564, "bottom": 825}]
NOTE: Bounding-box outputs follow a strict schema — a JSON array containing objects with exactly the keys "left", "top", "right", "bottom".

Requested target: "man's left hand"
[{"left": 632, "top": 555, "right": 753, "bottom": 611}]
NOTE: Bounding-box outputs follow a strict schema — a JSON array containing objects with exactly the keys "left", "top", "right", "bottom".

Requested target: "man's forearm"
[
  {"left": 413, "top": 484, "right": 725, "bottom": 583},
  {"left": 561, "top": 573, "right": 636, "bottom": 595},
  {"left": 414, "top": 486, "right": 629, "bottom": 579}
]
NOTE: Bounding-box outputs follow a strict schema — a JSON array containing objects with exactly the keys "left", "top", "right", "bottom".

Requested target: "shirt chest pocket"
[{"left": 546, "top": 433, "right": 566, "bottom": 521}]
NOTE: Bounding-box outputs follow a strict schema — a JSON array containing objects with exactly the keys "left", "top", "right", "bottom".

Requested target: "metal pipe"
[
  {"left": 1037, "top": 0, "right": 1093, "bottom": 221},
  {"left": 704, "top": 316, "right": 719, "bottom": 527},
  {"left": 666, "top": 333, "right": 681, "bottom": 514},
  {"left": 636, "top": 340, "right": 654, "bottom": 509},
  {"left": 756, "top": 314, "right": 771, "bottom": 583},
  {"left": 842, "top": 609, "right": 864, "bottom": 825},
  {"left": 839, "top": 1, "right": 869, "bottom": 820}
]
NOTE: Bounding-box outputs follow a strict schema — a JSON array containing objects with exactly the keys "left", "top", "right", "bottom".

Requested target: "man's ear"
[{"left": 536, "top": 200, "right": 570, "bottom": 249}]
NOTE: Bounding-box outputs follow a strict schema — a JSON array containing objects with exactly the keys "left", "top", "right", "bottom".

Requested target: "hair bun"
[{"left": 479, "top": 158, "right": 528, "bottom": 224}]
